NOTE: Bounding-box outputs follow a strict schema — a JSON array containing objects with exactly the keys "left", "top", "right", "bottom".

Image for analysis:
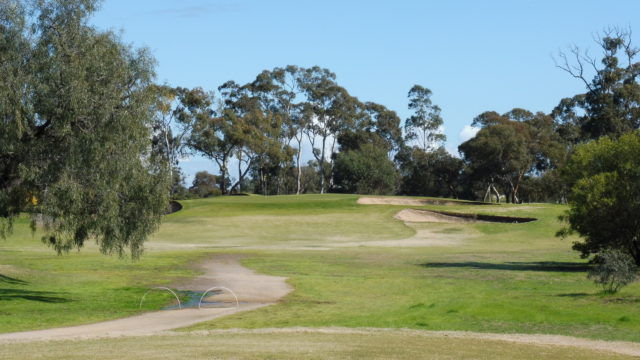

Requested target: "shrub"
[
  {"left": 333, "top": 143, "right": 398, "bottom": 195},
  {"left": 588, "top": 249, "right": 639, "bottom": 293},
  {"left": 559, "top": 132, "right": 640, "bottom": 265}
]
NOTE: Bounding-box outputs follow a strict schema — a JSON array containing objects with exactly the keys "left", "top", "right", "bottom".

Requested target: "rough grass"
[
  {"left": 0, "top": 331, "right": 634, "bottom": 360},
  {"left": 0, "top": 218, "right": 205, "bottom": 333}
]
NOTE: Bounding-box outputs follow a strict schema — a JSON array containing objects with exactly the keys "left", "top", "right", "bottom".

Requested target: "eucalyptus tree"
[
  {"left": 459, "top": 109, "right": 563, "bottom": 203},
  {"left": 187, "top": 81, "right": 247, "bottom": 195},
  {"left": 554, "top": 27, "right": 640, "bottom": 141},
  {"left": 151, "top": 85, "right": 213, "bottom": 196},
  {"left": 299, "top": 66, "right": 359, "bottom": 193},
  {"left": 459, "top": 124, "right": 529, "bottom": 203},
  {"left": 405, "top": 85, "right": 446, "bottom": 151},
  {"left": 268, "top": 66, "right": 307, "bottom": 194},
  {"left": 244, "top": 67, "right": 301, "bottom": 194},
  {"left": 213, "top": 75, "right": 293, "bottom": 195},
  {"left": 363, "top": 102, "right": 404, "bottom": 154},
  {"left": 0, "top": 0, "right": 169, "bottom": 257},
  {"left": 217, "top": 80, "right": 260, "bottom": 193}
]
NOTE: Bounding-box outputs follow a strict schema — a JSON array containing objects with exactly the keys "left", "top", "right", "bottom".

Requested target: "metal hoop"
[
  {"left": 139, "top": 287, "right": 182, "bottom": 310},
  {"left": 198, "top": 286, "right": 239, "bottom": 309}
]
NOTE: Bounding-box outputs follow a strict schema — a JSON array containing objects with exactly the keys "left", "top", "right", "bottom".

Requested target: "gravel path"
[{"left": 0, "top": 255, "right": 292, "bottom": 343}]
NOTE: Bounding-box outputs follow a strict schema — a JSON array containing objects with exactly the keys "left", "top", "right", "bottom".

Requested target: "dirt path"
[{"left": 0, "top": 255, "right": 292, "bottom": 343}]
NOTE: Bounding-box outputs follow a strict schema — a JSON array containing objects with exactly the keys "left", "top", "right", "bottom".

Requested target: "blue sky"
[{"left": 91, "top": 0, "right": 639, "bottom": 184}]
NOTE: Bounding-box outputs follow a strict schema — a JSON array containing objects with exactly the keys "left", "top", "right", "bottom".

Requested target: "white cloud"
[{"left": 459, "top": 125, "right": 479, "bottom": 142}]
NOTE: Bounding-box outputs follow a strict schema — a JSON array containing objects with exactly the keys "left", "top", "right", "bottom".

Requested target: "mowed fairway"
[{"left": 1, "top": 194, "right": 640, "bottom": 358}]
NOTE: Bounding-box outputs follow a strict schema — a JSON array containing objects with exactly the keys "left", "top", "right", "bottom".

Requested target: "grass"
[
  {"left": 0, "top": 331, "right": 634, "bottom": 360},
  {"left": 0, "top": 218, "right": 206, "bottom": 333},
  {"left": 154, "top": 194, "right": 414, "bottom": 247},
  {"left": 1, "top": 193, "right": 640, "bottom": 350},
  {"left": 184, "top": 249, "right": 640, "bottom": 342}
]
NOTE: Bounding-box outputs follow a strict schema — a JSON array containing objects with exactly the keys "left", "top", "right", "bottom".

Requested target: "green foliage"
[
  {"left": 459, "top": 122, "right": 530, "bottom": 202},
  {"left": 299, "top": 162, "right": 321, "bottom": 194},
  {"left": 0, "top": 0, "right": 168, "bottom": 257},
  {"left": 189, "top": 171, "right": 220, "bottom": 198},
  {"left": 299, "top": 67, "right": 359, "bottom": 194},
  {"left": 588, "top": 248, "right": 639, "bottom": 293},
  {"left": 0, "top": 218, "right": 203, "bottom": 333},
  {"left": 404, "top": 85, "right": 446, "bottom": 151},
  {"left": 559, "top": 131, "right": 640, "bottom": 264},
  {"left": 398, "top": 147, "right": 463, "bottom": 198},
  {"left": 459, "top": 109, "right": 564, "bottom": 203},
  {"left": 333, "top": 143, "right": 398, "bottom": 195},
  {"left": 518, "top": 170, "right": 566, "bottom": 203},
  {"left": 553, "top": 28, "right": 640, "bottom": 141}
]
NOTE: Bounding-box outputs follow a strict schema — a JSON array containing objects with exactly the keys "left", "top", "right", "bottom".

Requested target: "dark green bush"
[{"left": 588, "top": 249, "right": 639, "bottom": 293}]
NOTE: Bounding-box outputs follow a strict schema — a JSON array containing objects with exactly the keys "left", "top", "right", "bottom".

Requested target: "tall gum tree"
[
  {"left": 187, "top": 82, "right": 244, "bottom": 195},
  {"left": 404, "top": 85, "right": 446, "bottom": 152},
  {"left": 554, "top": 27, "right": 640, "bottom": 141},
  {"left": 299, "top": 67, "right": 358, "bottom": 194}
]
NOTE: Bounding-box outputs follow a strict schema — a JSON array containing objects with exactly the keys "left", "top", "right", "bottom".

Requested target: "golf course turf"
[{"left": 1, "top": 194, "right": 639, "bottom": 358}]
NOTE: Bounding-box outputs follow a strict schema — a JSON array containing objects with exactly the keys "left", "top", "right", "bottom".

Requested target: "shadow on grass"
[
  {"left": 420, "top": 261, "right": 589, "bottom": 272},
  {"left": 556, "top": 292, "right": 590, "bottom": 297},
  {"left": 0, "top": 274, "right": 29, "bottom": 285},
  {"left": 0, "top": 288, "right": 70, "bottom": 303}
]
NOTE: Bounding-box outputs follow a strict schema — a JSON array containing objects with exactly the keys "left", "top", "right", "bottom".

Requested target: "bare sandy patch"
[
  {"left": 358, "top": 196, "right": 443, "bottom": 206},
  {"left": 175, "top": 254, "right": 292, "bottom": 303},
  {"left": 358, "top": 196, "right": 488, "bottom": 206},
  {"left": 394, "top": 208, "right": 477, "bottom": 223}
]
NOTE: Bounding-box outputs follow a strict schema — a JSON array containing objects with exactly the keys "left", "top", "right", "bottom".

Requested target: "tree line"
[{"left": 165, "top": 27, "right": 638, "bottom": 208}]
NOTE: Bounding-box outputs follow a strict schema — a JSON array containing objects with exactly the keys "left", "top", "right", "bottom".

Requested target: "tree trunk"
[
  {"left": 319, "top": 136, "right": 326, "bottom": 194},
  {"left": 237, "top": 157, "right": 242, "bottom": 193},
  {"left": 220, "top": 155, "right": 228, "bottom": 195},
  {"left": 484, "top": 181, "right": 501, "bottom": 203},
  {"left": 328, "top": 136, "right": 336, "bottom": 191},
  {"left": 230, "top": 158, "right": 252, "bottom": 194},
  {"left": 513, "top": 171, "right": 524, "bottom": 204},
  {"left": 490, "top": 183, "right": 501, "bottom": 203},
  {"left": 296, "top": 145, "right": 302, "bottom": 195},
  {"left": 484, "top": 185, "right": 491, "bottom": 203},
  {"left": 491, "top": 184, "right": 500, "bottom": 204}
]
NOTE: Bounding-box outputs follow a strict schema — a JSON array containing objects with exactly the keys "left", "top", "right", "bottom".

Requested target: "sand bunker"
[
  {"left": 395, "top": 209, "right": 475, "bottom": 223},
  {"left": 394, "top": 209, "right": 536, "bottom": 224},
  {"left": 358, "top": 196, "right": 491, "bottom": 206}
]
